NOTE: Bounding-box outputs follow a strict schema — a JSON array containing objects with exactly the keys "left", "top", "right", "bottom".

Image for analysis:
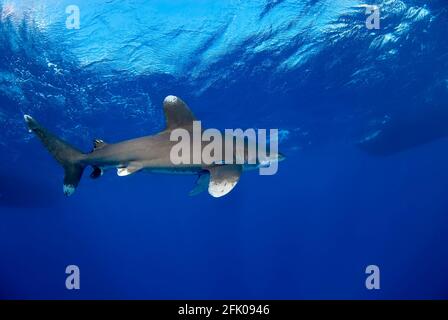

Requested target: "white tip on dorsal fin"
[
  {"left": 163, "top": 95, "right": 196, "bottom": 131},
  {"left": 164, "top": 95, "right": 178, "bottom": 104},
  {"left": 117, "top": 163, "right": 143, "bottom": 177},
  {"left": 207, "top": 165, "right": 242, "bottom": 198}
]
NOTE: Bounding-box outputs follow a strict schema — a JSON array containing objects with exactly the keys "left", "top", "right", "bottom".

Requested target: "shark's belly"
[{"left": 144, "top": 167, "right": 202, "bottom": 175}]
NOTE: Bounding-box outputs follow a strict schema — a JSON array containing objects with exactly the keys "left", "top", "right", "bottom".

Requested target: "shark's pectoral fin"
[
  {"left": 189, "top": 171, "right": 210, "bottom": 196},
  {"left": 207, "top": 165, "right": 242, "bottom": 198},
  {"left": 117, "top": 163, "right": 143, "bottom": 177}
]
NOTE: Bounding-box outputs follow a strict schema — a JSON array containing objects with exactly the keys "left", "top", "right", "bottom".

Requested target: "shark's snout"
[{"left": 278, "top": 152, "right": 286, "bottom": 162}]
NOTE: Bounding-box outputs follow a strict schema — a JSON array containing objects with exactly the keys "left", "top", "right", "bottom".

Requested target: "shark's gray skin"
[{"left": 24, "top": 95, "right": 284, "bottom": 197}]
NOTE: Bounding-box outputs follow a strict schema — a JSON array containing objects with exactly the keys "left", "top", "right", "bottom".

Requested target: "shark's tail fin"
[{"left": 24, "top": 115, "right": 86, "bottom": 196}]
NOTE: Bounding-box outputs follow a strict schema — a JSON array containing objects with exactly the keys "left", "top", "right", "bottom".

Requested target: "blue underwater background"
[{"left": 1, "top": 0, "right": 448, "bottom": 299}]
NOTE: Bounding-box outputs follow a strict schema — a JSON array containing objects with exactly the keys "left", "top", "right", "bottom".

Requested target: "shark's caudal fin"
[{"left": 24, "top": 115, "right": 86, "bottom": 196}]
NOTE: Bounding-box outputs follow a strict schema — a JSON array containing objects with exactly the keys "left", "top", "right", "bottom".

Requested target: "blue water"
[{"left": 1, "top": 0, "right": 448, "bottom": 299}]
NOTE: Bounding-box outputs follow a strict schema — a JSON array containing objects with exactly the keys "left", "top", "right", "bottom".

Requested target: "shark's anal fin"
[
  {"left": 189, "top": 171, "right": 210, "bottom": 196},
  {"left": 163, "top": 95, "right": 196, "bottom": 130},
  {"left": 207, "top": 165, "right": 242, "bottom": 198},
  {"left": 90, "top": 166, "right": 103, "bottom": 179},
  {"left": 117, "top": 163, "right": 143, "bottom": 177}
]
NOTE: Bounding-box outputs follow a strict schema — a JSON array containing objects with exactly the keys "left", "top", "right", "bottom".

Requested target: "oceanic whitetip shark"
[{"left": 24, "top": 95, "right": 284, "bottom": 198}]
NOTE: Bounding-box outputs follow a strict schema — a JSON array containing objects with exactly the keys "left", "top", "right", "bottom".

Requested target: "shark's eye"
[{"left": 259, "top": 160, "right": 271, "bottom": 168}]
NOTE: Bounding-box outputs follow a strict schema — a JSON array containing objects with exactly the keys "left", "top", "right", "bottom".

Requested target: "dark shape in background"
[
  {"left": 358, "top": 104, "right": 448, "bottom": 156},
  {"left": 358, "top": 78, "right": 448, "bottom": 156},
  {"left": 0, "top": 172, "right": 59, "bottom": 208}
]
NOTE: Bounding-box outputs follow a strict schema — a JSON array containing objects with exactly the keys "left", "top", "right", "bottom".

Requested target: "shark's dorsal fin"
[
  {"left": 207, "top": 165, "right": 242, "bottom": 198},
  {"left": 93, "top": 139, "right": 107, "bottom": 150},
  {"left": 117, "top": 162, "right": 143, "bottom": 176},
  {"left": 163, "top": 95, "right": 196, "bottom": 131}
]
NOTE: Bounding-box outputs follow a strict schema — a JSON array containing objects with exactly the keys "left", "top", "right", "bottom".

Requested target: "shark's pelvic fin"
[
  {"left": 163, "top": 95, "right": 196, "bottom": 131},
  {"left": 189, "top": 171, "right": 210, "bottom": 196},
  {"left": 93, "top": 139, "right": 107, "bottom": 150},
  {"left": 117, "top": 163, "right": 143, "bottom": 177},
  {"left": 207, "top": 165, "right": 242, "bottom": 198}
]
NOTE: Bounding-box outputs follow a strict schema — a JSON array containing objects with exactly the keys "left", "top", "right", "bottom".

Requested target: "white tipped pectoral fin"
[
  {"left": 117, "top": 163, "right": 143, "bottom": 177},
  {"left": 207, "top": 165, "right": 242, "bottom": 198},
  {"left": 209, "top": 179, "right": 239, "bottom": 198}
]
